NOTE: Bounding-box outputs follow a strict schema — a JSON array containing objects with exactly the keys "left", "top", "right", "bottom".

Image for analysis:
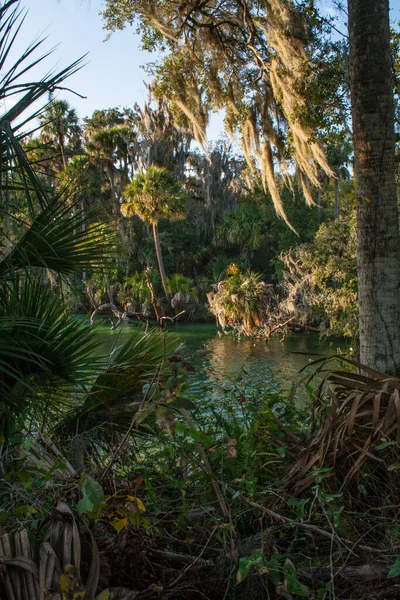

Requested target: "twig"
[
  {"left": 228, "top": 490, "right": 378, "bottom": 554},
  {"left": 147, "top": 548, "right": 213, "bottom": 567},
  {"left": 168, "top": 530, "right": 216, "bottom": 588},
  {"left": 90, "top": 303, "right": 129, "bottom": 329}
]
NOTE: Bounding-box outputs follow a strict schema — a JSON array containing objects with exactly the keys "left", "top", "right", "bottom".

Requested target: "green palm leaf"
[
  {"left": 0, "top": 195, "right": 116, "bottom": 279},
  {"left": 0, "top": 0, "right": 87, "bottom": 217},
  {"left": 55, "top": 327, "right": 177, "bottom": 438},
  {"left": 0, "top": 278, "right": 103, "bottom": 437}
]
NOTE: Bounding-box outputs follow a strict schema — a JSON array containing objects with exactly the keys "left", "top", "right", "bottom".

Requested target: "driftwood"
[
  {"left": 90, "top": 303, "right": 131, "bottom": 330},
  {"left": 159, "top": 310, "right": 186, "bottom": 325},
  {"left": 83, "top": 280, "right": 145, "bottom": 330},
  {"left": 256, "top": 316, "right": 296, "bottom": 341},
  {"left": 84, "top": 275, "right": 186, "bottom": 329}
]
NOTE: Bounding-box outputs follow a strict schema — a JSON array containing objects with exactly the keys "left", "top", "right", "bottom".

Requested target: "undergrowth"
[{"left": 1, "top": 356, "right": 400, "bottom": 599}]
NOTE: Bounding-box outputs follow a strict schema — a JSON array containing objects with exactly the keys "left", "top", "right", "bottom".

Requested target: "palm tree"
[
  {"left": 84, "top": 108, "right": 136, "bottom": 216},
  {"left": 326, "top": 136, "right": 352, "bottom": 220},
  {"left": 39, "top": 99, "right": 81, "bottom": 169},
  {"left": 216, "top": 202, "right": 266, "bottom": 268},
  {"left": 122, "top": 166, "right": 187, "bottom": 301},
  {"left": 0, "top": 1, "right": 122, "bottom": 439}
]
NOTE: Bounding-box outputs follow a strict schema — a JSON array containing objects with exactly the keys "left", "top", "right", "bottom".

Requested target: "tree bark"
[
  {"left": 59, "top": 132, "right": 67, "bottom": 170},
  {"left": 348, "top": 0, "right": 400, "bottom": 374},
  {"left": 152, "top": 222, "right": 170, "bottom": 301}
]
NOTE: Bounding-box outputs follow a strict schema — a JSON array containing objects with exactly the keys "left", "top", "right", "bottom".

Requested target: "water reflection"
[
  {"left": 170, "top": 325, "right": 346, "bottom": 403},
  {"left": 96, "top": 321, "right": 346, "bottom": 404}
]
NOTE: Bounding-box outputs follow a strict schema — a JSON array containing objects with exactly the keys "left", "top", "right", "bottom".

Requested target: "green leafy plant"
[{"left": 77, "top": 475, "right": 105, "bottom": 515}]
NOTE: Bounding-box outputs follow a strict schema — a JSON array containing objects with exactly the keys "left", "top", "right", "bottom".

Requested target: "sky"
[
  {"left": 21, "top": 0, "right": 155, "bottom": 120},
  {"left": 15, "top": 0, "right": 400, "bottom": 140}
]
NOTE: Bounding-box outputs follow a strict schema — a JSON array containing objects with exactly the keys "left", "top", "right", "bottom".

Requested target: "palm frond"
[
  {"left": 0, "top": 0, "right": 87, "bottom": 216},
  {"left": 0, "top": 278, "right": 103, "bottom": 436},
  {"left": 0, "top": 1, "right": 120, "bottom": 441},
  {"left": 55, "top": 327, "right": 177, "bottom": 438},
  {"left": 0, "top": 195, "right": 116, "bottom": 279},
  {"left": 281, "top": 356, "right": 400, "bottom": 495}
]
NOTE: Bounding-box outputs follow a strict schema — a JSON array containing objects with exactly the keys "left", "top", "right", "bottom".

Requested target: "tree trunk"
[
  {"left": 152, "top": 223, "right": 170, "bottom": 301},
  {"left": 59, "top": 133, "right": 67, "bottom": 170},
  {"left": 348, "top": 0, "right": 400, "bottom": 374}
]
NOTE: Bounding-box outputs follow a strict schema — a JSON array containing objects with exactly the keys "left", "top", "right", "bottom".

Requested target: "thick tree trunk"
[
  {"left": 348, "top": 0, "right": 400, "bottom": 374},
  {"left": 152, "top": 223, "right": 170, "bottom": 301}
]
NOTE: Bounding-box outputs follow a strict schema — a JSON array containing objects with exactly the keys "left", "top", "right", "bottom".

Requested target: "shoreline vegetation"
[
  {"left": 1, "top": 1, "right": 399, "bottom": 599},
  {"left": 2, "top": 350, "right": 400, "bottom": 600}
]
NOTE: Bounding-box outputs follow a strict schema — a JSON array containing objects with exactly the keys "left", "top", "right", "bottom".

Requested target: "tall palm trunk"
[
  {"left": 348, "top": 0, "right": 400, "bottom": 374},
  {"left": 59, "top": 132, "right": 67, "bottom": 170},
  {"left": 152, "top": 223, "right": 169, "bottom": 301}
]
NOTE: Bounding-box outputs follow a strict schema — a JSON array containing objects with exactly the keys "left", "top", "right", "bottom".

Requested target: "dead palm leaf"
[{"left": 280, "top": 356, "right": 400, "bottom": 495}]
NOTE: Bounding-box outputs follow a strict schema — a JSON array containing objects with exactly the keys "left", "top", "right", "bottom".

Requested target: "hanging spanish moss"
[
  {"left": 105, "top": 0, "right": 335, "bottom": 225},
  {"left": 133, "top": 82, "right": 193, "bottom": 179}
]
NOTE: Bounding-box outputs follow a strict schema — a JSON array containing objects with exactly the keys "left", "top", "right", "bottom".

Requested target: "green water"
[{"left": 96, "top": 321, "right": 346, "bottom": 403}]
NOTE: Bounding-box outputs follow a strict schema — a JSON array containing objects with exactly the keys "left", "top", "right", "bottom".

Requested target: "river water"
[{"left": 97, "top": 321, "right": 346, "bottom": 405}]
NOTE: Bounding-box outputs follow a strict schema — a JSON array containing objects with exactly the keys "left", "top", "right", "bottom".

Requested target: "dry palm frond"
[
  {"left": 0, "top": 502, "right": 137, "bottom": 599},
  {"left": 15, "top": 435, "right": 76, "bottom": 481},
  {"left": 281, "top": 357, "right": 400, "bottom": 495}
]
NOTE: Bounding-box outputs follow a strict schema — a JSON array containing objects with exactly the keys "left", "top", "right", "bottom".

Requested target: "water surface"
[{"left": 96, "top": 321, "right": 346, "bottom": 403}]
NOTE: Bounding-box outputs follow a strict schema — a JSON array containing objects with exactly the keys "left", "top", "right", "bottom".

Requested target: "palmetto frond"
[
  {"left": 55, "top": 327, "right": 177, "bottom": 439},
  {"left": 0, "top": 1, "right": 180, "bottom": 449},
  {"left": 0, "top": 0, "right": 87, "bottom": 218},
  {"left": 0, "top": 194, "right": 116, "bottom": 280},
  {"left": 0, "top": 1, "right": 118, "bottom": 438},
  {"left": 0, "top": 278, "right": 102, "bottom": 436}
]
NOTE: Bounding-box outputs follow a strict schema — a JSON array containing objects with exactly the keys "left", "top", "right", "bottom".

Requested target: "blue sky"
[
  {"left": 22, "top": 0, "right": 155, "bottom": 120},
  {"left": 19, "top": 0, "right": 400, "bottom": 139}
]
